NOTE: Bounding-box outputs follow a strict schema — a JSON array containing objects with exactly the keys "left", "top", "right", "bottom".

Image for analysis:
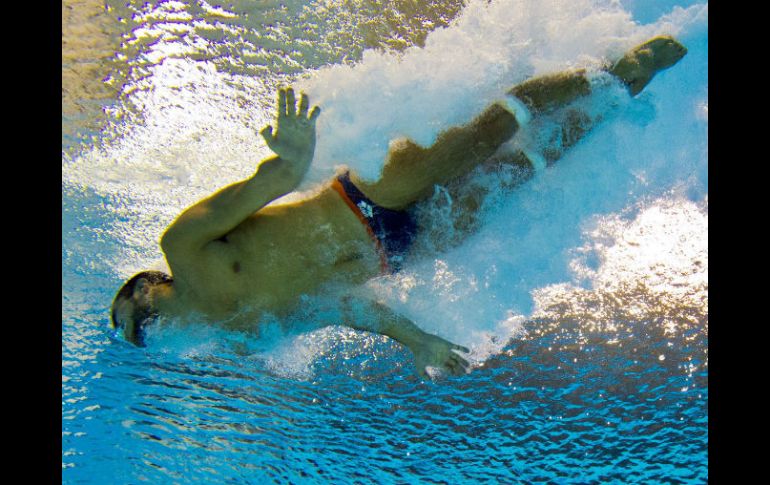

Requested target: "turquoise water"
[{"left": 62, "top": 0, "right": 707, "bottom": 482}]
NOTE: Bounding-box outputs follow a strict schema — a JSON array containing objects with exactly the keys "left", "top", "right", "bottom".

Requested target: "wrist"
[
  {"left": 383, "top": 319, "right": 427, "bottom": 349},
  {"left": 256, "top": 156, "right": 303, "bottom": 192}
]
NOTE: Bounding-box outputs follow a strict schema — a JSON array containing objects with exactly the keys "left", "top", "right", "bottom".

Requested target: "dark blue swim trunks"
[{"left": 331, "top": 171, "right": 417, "bottom": 273}]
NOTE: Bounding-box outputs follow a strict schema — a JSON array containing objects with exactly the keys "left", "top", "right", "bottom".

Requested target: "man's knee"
[{"left": 474, "top": 103, "right": 519, "bottom": 148}]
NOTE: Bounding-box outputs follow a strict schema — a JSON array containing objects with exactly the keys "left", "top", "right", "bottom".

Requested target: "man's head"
[{"left": 111, "top": 270, "right": 173, "bottom": 346}]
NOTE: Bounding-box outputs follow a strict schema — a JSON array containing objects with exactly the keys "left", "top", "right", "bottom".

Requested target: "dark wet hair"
[{"left": 111, "top": 270, "right": 173, "bottom": 346}]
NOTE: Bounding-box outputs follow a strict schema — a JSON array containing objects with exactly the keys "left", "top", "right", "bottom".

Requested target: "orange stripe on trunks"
[{"left": 331, "top": 177, "right": 390, "bottom": 273}]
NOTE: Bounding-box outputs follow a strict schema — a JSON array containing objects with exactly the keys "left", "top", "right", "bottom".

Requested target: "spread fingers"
[
  {"left": 446, "top": 359, "right": 465, "bottom": 376},
  {"left": 308, "top": 105, "right": 321, "bottom": 123},
  {"left": 298, "top": 93, "right": 309, "bottom": 117},
  {"left": 450, "top": 353, "right": 470, "bottom": 371},
  {"left": 286, "top": 88, "right": 296, "bottom": 116},
  {"left": 277, "top": 88, "right": 287, "bottom": 118}
]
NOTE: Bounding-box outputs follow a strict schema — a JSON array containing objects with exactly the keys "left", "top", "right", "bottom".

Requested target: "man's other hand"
[{"left": 411, "top": 332, "right": 471, "bottom": 378}]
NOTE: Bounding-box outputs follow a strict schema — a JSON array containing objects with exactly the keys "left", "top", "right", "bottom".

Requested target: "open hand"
[
  {"left": 260, "top": 87, "right": 321, "bottom": 175},
  {"left": 411, "top": 332, "right": 471, "bottom": 378}
]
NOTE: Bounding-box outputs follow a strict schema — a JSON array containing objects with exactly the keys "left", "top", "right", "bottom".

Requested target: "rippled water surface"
[{"left": 62, "top": 0, "right": 707, "bottom": 483}]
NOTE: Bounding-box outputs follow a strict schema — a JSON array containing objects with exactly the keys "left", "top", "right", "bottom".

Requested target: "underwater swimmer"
[{"left": 111, "top": 36, "right": 686, "bottom": 378}]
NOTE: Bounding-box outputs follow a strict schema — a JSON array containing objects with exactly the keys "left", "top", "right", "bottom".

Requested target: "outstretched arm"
[
  {"left": 161, "top": 87, "right": 320, "bottom": 257},
  {"left": 341, "top": 298, "right": 470, "bottom": 378}
]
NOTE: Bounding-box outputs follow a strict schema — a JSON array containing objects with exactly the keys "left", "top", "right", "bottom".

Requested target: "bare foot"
[{"left": 609, "top": 36, "right": 688, "bottom": 96}]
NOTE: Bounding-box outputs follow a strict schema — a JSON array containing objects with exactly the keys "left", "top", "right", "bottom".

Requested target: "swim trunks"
[{"left": 331, "top": 171, "right": 417, "bottom": 273}]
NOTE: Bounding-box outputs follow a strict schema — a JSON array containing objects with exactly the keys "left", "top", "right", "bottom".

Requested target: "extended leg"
[
  {"left": 350, "top": 68, "right": 596, "bottom": 211},
  {"left": 422, "top": 36, "right": 688, "bottom": 241},
  {"left": 350, "top": 102, "right": 521, "bottom": 210},
  {"left": 352, "top": 36, "right": 687, "bottom": 212}
]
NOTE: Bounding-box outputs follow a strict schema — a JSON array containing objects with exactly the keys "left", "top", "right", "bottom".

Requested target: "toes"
[
  {"left": 448, "top": 355, "right": 469, "bottom": 375},
  {"left": 451, "top": 348, "right": 471, "bottom": 368},
  {"left": 446, "top": 361, "right": 462, "bottom": 376}
]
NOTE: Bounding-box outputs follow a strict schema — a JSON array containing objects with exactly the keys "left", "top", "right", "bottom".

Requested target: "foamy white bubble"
[
  {"left": 572, "top": 197, "right": 708, "bottom": 297},
  {"left": 143, "top": 318, "right": 225, "bottom": 357},
  {"left": 366, "top": 259, "right": 528, "bottom": 364},
  {"left": 256, "top": 326, "right": 383, "bottom": 380},
  {"left": 298, "top": 0, "right": 705, "bottom": 181},
  {"left": 258, "top": 330, "right": 329, "bottom": 380},
  {"left": 529, "top": 195, "right": 708, "bottom": 322}
]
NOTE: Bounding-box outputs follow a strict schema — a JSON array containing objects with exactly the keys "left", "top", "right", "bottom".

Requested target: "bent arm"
[
  {"left": 161, "top": 155, "right": 301, "bottom": 253},
  {"left": 161, "top": 88, "right": 320, "bottom": 255}
]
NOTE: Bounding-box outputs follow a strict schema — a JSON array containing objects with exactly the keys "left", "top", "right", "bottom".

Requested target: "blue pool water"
[{"left": 62, "top": 0, "right": 707, "bottom": 482}]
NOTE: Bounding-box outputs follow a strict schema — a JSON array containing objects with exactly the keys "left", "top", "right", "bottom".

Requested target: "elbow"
[
  {"left": 160, "top": 225, "right": 190, "bottom": 254},
  {"left": 160, "top": 206, "right": 210, "bottom": 254}
]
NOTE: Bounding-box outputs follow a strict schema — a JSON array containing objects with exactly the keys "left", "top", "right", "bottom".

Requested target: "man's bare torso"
[{"left": 169, "top": 183, "right": 381, "bottom": 328}]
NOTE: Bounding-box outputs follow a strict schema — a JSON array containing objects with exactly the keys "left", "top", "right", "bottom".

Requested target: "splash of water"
[{"left": 63, "top": 0, "right": 708, "bottom": 375}]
